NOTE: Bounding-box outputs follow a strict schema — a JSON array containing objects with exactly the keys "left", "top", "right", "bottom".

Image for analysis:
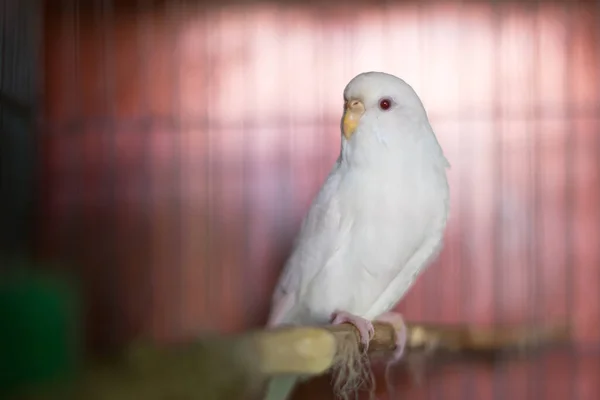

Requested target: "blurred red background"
[{"left": 38, "top": 0, "right": 599, "bottom": 398}]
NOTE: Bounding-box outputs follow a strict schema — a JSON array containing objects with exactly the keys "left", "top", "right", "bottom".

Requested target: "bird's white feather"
[
  {"left": 268, "top": 73, "right": 449, "bottom": 327},
  {"left": 264, "top": 71, "right": 450, "bottom": 400}
]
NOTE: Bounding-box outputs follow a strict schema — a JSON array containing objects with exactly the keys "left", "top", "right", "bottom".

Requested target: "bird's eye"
[{"left": 379, "top": 98, "right": 392, "bottom": 111}]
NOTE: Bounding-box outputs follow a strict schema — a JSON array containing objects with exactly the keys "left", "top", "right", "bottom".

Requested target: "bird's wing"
[
  {"left": 364, "top": 125, "right": 450, "bottom": 318},
  {"left": 363, "top": 227, "right": 445, "bottom": 319},
  {"left": 267, "top": 162, "right": 349, "bottom": 326}
]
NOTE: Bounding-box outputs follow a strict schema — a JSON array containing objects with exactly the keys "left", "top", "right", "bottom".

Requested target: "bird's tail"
[{"left": 263, "top": 375, "right": 300, "bottom": 400}]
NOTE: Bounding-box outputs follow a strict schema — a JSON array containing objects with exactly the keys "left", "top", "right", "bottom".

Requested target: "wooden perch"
[
  {"left": 403, "top": 321, "right": 570, "bottom": 354},
  {"left": 256, "top": 321, "right": 570, "bottom": 375},
  {"left": 14, "top": 321, "right": 570, "bottom": 400}
]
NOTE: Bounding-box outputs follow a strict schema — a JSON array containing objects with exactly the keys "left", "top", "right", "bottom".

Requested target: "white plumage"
[{"left": 264, "top": 71, "right": 450, "bottom": 400}]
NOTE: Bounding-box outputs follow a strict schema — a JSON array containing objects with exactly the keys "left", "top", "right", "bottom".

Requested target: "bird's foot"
[
  {"left": 374, "top": 311, "right": 407, "bottom": 363},
  {"left": 331, "top": 310, "right": 375, "bottom": 348}
]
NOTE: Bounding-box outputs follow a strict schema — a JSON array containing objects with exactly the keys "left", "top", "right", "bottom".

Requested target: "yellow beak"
[{"left": 342, "top": 99, "right": 365, "bottom": 140}]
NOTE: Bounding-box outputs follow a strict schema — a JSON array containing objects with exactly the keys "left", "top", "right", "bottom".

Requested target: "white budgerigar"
[{"left": 264, "top": 71, "right": 450, "bottom": 400}]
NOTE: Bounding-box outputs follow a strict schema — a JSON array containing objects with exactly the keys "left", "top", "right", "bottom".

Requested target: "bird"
[{"left": 263, "top": 71, "right": 450, "bottom": 400}]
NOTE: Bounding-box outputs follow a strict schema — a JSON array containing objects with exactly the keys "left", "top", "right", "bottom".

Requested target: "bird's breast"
[
  {"left": 296, "top": 161, "right": 448, "bottom": 323},
  {"left": 323, "top": 170, "right": 442, "bottom": 297}
]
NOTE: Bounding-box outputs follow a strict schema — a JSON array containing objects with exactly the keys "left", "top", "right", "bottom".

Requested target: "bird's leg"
[
  {"left": 374, "top": 311, "right": 407, "bottom": 362},
  {"left": 330, "top": 310, "right": 375, "bottom": 348}
]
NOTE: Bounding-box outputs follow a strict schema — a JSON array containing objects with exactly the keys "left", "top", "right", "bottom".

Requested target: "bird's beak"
[{"left": 342, "top": 99, "right": 365, "bottom": 140}]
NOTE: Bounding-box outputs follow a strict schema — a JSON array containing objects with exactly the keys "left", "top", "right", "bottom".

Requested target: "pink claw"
[
  {"left": 331, "top": 310, "right": 375, "bottom": 348},
  {"left": 375, "top": 311, "right": 407, "bottom": 362}
]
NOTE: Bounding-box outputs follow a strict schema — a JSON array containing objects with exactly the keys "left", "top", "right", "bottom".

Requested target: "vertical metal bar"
[
  {"left": 63, "top": 0, "right": 81, "bottom": 269},
  {"left": 97, "top": 0, "right": 118, "bottom": 346},
  {"left": 417, "top": 4, "right": 440, "bottom": 400},
  {"left": 276, "top": 0, "right": 292, "bottom": 317},
  {"left": 0, "top": 0, "right": 4, "bottom": 91},
  {"left": 241, "top": 6, "right": 252, "bottom": 328},
  {"left": 563, "top": 1, "right": 577, "bottom": 399},
  {"left": 529, "top": 1, "right": 542, "bottom": 399},
  {"left": 313, "top": 6, "right": 326, "bottom": 186},
  {"left": 457, "top": 2, "right": 474, "bottom": 400},
  {"left": 167, "top": 0, "right": 182, "bottom": 338},
  {"left": 202, "top": 3, "right": 213, "bottom": 330},
  {"left": 205, "top": 6, "right": 216, "bottom": 329},
  {"left": 28, "top": 0, "right": 41, "bottom": 262},
  {"left": 241, "top": 6, "right": 264, "bottom": 328},
  {"left": 0, "top": 0, "right": 5, "bottom": 129},
  {"left": 282, "top": 0, "right": 293, "bottom": 285},
  {"left": 7, "top": 1, "right": 16, "bottom": 97},
  {"left": 0, "top": 0, "right": 6, "bottom": 222},
  {"left": 417, "top": 0, "right": 427, "bottom": 328},
  {"left": 0, "top": 1, "right": 14, "bottom": 257},
  {"left": 100, "top": 0, "right": 115, "bottom": 125},
  {"left": 596, "top": 0, "right": 600, "bottom": 361},
  {"left": 33, "top": 0, "right": 45, "bottom": 257},
  {"left": 136, "top": 0, "right": 153, "bottom": 338},
  {"left": 4, "top": 1, "right": 12, "bottom": 98},
  {"left": 212, "top": 8, "right": 223, "bottom": 331},
  {"left": 159, "top": 0, "right": 184, "bottom": 336},
  {"left": 491, "top": 1, "right": 505, "bottom": 400},
  {"left": 341, "top": 6, "right": 355, "bottom": 179}
]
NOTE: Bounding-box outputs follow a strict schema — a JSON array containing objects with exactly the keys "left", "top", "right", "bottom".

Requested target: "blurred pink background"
[{"left": 38, "top": 0, "right": 599, "bottom": 398}]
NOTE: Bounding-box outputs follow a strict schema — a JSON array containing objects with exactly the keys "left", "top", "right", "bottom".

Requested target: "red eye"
[{"left": 379, "top": 99, "right": 391, "bottom": 110}]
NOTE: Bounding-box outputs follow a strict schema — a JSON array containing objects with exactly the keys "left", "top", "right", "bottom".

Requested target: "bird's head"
[{"left": 340, "top": 72, "right": 432, "bottom": 164}]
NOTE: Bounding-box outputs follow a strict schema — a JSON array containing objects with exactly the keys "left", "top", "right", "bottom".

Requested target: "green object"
[
  {"left": 264, "top": 376, "right": 300, "bottom": 400},
  {"left": 0, "top": 265, "right": 81, "bottom": 397},
  {"left": 19, "top": 336, "right": 267, "bottom": 400}
]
